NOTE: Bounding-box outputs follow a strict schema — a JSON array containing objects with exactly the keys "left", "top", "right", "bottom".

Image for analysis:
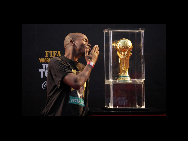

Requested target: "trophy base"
[{"left": 117, "top": 76, "right": 132, "bottom": 83}]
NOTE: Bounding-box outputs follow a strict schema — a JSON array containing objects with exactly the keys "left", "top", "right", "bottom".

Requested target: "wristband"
[{"left": 87, "top": 61, "right": 94, "bottom": 68}]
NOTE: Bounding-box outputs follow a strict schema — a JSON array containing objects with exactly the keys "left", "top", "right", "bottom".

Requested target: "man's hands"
[
  {"left": 63, "top": 45, "right": 99, "bottom": 90},
  {"left": 85, "top": 45, "right": 99, "bottom": 65}
]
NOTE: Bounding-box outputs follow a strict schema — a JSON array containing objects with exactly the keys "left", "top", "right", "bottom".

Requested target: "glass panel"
[{"left": 104, "top": 28, "right": 145, "bottom": 108}]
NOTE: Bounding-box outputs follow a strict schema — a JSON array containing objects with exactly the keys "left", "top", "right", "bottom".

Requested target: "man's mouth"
[
  {"left": 88, "top": 49, "right": 91, "bottom": 54},
  {"left": 85, "top": 46, "right": 91, "bottom": 53}
]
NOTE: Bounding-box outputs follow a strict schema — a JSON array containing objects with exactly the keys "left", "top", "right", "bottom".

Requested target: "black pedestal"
[
  {"left": 87, "top": 107, "right": 166, "bottom": 116},
  {"left": 101, "top": 107, "right": 149, "bottom": 111}
]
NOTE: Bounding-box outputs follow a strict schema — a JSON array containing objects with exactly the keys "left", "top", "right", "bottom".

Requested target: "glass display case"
[{"left": 104, "top": 28, "right": 145, "bottom": 109}]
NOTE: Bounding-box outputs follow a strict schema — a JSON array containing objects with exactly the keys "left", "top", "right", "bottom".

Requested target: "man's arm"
[
  {"left": 63, "top": 64, "right": 93, "bottom": 90},
  {"left": 63, "top": 45, "right": 99, "bottom": 90}
]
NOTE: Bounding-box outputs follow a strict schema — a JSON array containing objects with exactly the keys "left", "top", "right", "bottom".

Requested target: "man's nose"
[{"left": 87, "top": 44, "right": 91, "bottom": 48}]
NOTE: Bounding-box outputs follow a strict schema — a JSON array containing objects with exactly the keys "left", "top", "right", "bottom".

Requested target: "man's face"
[{"left": 74, "top": 34, "right": 91, "bottom": 56}]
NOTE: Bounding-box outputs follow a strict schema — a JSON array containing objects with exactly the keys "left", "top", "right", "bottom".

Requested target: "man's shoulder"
[
  {"left": 49, "top": 56, "right": 72, "bottom": 68},
  {"left": 49, "top": 56, "right": 65, "bottom": 64},
  {"left": 48, "top": 57, "right": 62, "bottom": 67}
]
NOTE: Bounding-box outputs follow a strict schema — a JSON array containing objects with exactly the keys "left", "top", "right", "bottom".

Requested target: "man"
[{"left": 41, "top": 33, "right": 99, "bottom": 116}]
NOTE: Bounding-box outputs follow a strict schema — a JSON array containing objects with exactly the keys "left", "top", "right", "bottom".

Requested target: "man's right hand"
[{"left": 85, "top": 45, "right": 99, "bottom": 65}]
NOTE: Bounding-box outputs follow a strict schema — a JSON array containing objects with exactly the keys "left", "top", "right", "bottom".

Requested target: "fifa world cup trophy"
[{"left": 112, "top": 38, "right": 133, "bottom": 82}]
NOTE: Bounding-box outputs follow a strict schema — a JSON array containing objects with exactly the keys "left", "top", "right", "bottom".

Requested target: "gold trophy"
[{"left": 112, "top": 38, "right": 133, "bottom": 82}]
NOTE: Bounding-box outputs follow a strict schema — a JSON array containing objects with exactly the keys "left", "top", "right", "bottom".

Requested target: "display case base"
[
  {"left": 86, "top": 108, "right": 166, "bottom": 116},
  {"left": 101, "top": 107, "right": 149, "bottom": 111}
]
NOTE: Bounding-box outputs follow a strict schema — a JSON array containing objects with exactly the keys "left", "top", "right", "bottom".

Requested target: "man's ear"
[
  {"left": 70, "top": 40, "right": 74, "bottom": 46},
  {"left": 71, "top": 40, "right": 78, "bottom": 50}
]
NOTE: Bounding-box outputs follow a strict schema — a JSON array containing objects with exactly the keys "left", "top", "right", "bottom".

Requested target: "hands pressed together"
[{"left": 85, "top": 45, "right": 99, "bottom": 65}]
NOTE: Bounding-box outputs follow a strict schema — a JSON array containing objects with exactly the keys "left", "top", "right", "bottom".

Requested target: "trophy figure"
[{"left": 112, "top": 38, "right": 133, "bottom": 82}]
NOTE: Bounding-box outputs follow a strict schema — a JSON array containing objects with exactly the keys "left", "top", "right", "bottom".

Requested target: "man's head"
[{"left": 64, "top": 33, "right": 91, "bottom": 57}]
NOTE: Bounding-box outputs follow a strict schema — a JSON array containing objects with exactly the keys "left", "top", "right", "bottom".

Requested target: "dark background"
[{"left": 22, "top": 24, "right": 166, "bottom": 116}]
